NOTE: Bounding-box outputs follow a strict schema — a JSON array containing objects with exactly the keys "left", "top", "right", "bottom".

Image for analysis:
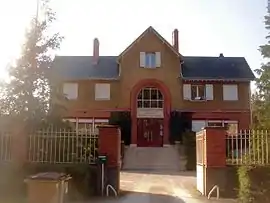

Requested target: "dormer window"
[{"left": 140, "top": 52, "right": 161, "bottom": 68}]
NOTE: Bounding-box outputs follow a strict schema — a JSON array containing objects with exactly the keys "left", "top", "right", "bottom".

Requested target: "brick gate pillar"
[
  {"left": 202, "top": 127, "right": 228, "bottom": 197},
  {"left": 97, "top": 125, "right": 121, "bottom": 195}
]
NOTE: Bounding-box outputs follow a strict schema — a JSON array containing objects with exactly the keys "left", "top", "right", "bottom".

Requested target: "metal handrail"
[
  {"left": 106, "top": 184, "right": 117, "bottom": 197},
  {"left": 207, "top": 185, "right": 219, "bottom": 200}
]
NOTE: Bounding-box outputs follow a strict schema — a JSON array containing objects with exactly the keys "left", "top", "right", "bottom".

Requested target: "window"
[
  {"left": 63, "top": 83, "right": 78, "bottom": 100},
  {"left": 192, "top": 120, "right": 206, "bottom": 132},
  {"left": 145, "top": 53, "right": 156, "bottom": 68},
  {"left": 207, "top": 120, "right": 223, "bottom": 127},
  {"left": 137, "top": 87, "right": 163, "bottom": 108},
  {"left": 192, "top": 120, "right": 238, "bottom": 133},
  {"left": 223, "top": 85, "right": 238, "bottom": 101},
  {"left": 183, "top": 84, "right": 213, "bottom": 101},
  {"left": 191, "top": 85, "right": 205, "bottom": 100},
  {"left": 140, "top": 52, "right": 161, "bottom": 68},
  {"left": 95, "top": 83, "right": 110, "bottom": 100}
]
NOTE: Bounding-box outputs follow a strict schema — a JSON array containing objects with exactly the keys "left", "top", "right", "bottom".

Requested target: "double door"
[{"left": 137, "top": 118, "right": 163, "bottom": 147}]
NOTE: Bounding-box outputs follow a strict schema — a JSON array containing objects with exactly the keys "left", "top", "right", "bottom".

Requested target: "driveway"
[{"left": 92, "top": 170, "right": 236, "bottom": 203}]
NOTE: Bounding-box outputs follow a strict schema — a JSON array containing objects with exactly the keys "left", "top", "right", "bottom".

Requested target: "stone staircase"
[{"left": 122, "top": 145, "right": 187, "bottom": 171}]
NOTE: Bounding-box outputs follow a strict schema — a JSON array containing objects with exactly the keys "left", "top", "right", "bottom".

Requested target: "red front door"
[{"left": 137, "top": 118, "right": 163, "bottom": 147}]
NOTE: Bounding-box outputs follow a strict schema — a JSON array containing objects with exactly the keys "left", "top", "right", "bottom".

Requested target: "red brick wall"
[
  {"left": 204, "top": 127, "right": 226, "bottom": 167},
  {"left": 98, "top": 126, "right": 121, "bottom": 167}
]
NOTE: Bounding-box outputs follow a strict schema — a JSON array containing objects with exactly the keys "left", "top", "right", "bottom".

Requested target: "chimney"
[
  {"left": 93, "top": 38, "right": 99, "bottom": 64},
  {"left": 219, "top": 53, "right": 224, "bottom": 57},
  {"left": 172, "top": 29, "right": 179, "bottom": 52}
]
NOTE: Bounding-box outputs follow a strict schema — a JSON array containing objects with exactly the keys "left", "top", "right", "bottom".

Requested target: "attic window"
[{"left": 140, "top": 52, "right": 161, "bottom": 68}]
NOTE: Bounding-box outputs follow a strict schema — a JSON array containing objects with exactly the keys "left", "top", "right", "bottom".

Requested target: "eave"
[{"left": 181, "top": 77, "right": 255, "bottom": 82}]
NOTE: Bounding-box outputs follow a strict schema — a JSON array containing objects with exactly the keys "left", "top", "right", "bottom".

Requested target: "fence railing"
[
  {"left": 0, "top": 131, "right": 11, "bottom": 162},
  {"left": 28, "top": 128, "right": 99, "bottom": 164},
  {"left": 226, "top": 130, "right": 270, "bottom": 165}
]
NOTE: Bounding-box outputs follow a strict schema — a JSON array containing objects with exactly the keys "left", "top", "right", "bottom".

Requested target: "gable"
[{"left": 118, "top": 26, "right": 181, "bottom": 60}]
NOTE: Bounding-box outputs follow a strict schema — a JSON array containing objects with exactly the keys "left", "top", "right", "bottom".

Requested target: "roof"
[
  {"left": 181, "top": 56, "right": 255, "bottom": 81},
  {"left": 52, "top": 56, "right": 119, "bottom": 80},
  {"left": 118, "top": 26, "right": 182, "bottom": 60},
  {"left": 51, "top": 56, "right": 255, "bottom": 81}
]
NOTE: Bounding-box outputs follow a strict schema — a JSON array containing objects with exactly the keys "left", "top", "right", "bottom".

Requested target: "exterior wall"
[
  {"left": 60, "top": 80, "right": 122, "bottom": 118},
  {"left": 118, "top": 30, "right": 182, "bottom": 109},
  {"left": 181, "top": 81, "right": 251, "bottom": 110},
  {"left": 191, "top": 111, "right": 251, "bottom": 129}
]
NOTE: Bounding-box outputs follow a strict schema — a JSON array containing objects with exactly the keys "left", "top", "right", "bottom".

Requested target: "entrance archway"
[
  {"left": 136, "top": 87, "right": 164, "bottom": 147},
  {"left": 130, "top": 79, "right": 171, "bottom": 147}
]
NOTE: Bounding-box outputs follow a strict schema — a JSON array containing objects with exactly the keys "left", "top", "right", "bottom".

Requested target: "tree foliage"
[
  {"left": 253, "top": 5, "right": 270, "bottom": 128},
  {"left": 0, "top": 0, "right": 66, "bottom": 128}
]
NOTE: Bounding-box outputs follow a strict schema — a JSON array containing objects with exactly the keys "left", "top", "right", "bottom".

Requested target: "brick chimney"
[
  {"left": 172, "top": 29, "right": 179, "bottom": 52},
  {"left": 93, "top": 38, "right": 99, "bottom": 65}
]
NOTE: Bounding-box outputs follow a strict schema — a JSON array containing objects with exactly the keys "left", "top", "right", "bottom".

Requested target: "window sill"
[
  {"left": 187, "top": 99, "right": 208, "bottom": 102},
  {"left": 95, "top": 98, "right": 110, "bottom": 101},
  {"left": 141, "top": 66, "right": 159, "bottom": 69}
]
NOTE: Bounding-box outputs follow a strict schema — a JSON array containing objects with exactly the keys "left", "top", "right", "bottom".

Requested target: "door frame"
[
  {"left": 130, "top": 79, "right": 171, "bottom": 146},
  {"left": 137, "top": 118, "right": 164, "bottom": 147}
]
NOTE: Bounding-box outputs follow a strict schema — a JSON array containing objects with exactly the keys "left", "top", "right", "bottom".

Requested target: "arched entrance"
[
  {"left": 130, "top": 79, "right": 171, "bottom": 147},
  {"left": 136, "top": 87, "right": 164, "bottom": 147}
]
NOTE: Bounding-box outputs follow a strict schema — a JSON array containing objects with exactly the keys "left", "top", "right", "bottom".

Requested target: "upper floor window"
[
  {"left": 191, "top": 85, "right": 205, "bottom": 100},
  {"left": 63, "top": 83, "right": 78, "bottom": 100},
  {"left": 223, "top": 84, "right": 238, "bottom": 101},
  {"left": 183, "top": 84, "right": 213, "bottom": 101},
  {"left": 140, "top": 52, "right": 161, "bottom": 68},
  {"left": 95, "top": 83, "right": 110, "bottom": 100}
]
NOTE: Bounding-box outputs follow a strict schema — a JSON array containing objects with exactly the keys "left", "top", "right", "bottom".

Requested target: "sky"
[{"left": 0, "top": 0, "right": 267, "bottom": 81}]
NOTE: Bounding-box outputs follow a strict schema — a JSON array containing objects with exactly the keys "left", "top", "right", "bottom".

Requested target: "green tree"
[
  {"left": 0, "top": 0, "right": 66, "bottom": 128},
  {"left": 254, "top": 4, "right": 270, "bottom": 128}
]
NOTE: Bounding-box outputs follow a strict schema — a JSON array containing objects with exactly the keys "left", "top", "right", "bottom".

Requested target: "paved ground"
[{"left": 91, "top": 170, "right": 236, "bottom": 203}]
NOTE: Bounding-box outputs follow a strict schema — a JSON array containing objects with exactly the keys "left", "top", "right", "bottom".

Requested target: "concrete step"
[{"left": 122, "top": 146, "right": 187, "bottom": 171}]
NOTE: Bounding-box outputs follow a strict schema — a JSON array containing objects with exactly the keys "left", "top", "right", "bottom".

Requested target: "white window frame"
[
  {"left": 137, "top": 87, "right": 163, "bottom": 108},
  {"left": 191, "top": 85, "right": 206, "bottom": 101},
  {"left": 95, "top": 83, "right": 110, "bottom": 100},
  {"left": 140, "top": 52, "right": 161, "bottom": 69},
  {"left": 192, "top": 120, "right": 238, "bottom": 133},
  {"left": 223, "top": 84, "right": 238, "bottom": 101},
  {"left": 63, "top": 83, "right": 78, "bottom": 100},
  {"left": 145, "top": 52, "right": 156, "bottom": 68}
]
